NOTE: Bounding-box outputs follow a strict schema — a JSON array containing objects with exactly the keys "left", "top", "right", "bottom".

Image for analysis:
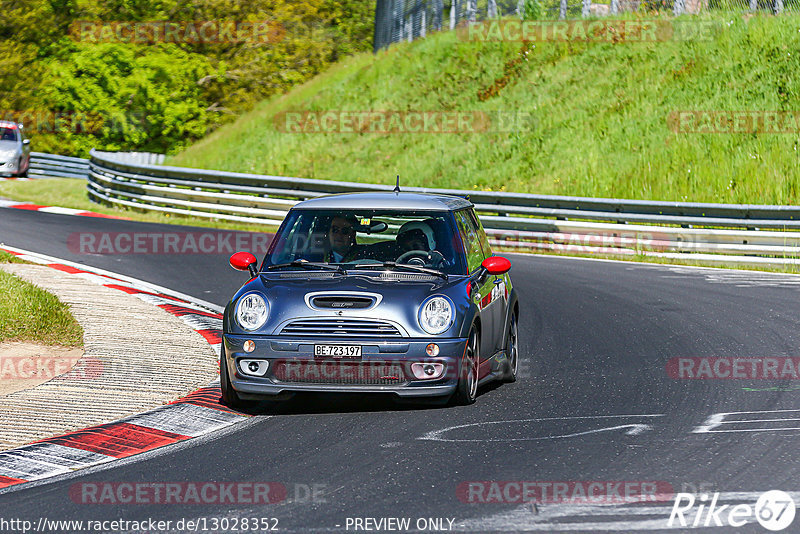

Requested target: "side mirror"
[
  {"left": 481, "top": 256, "right": 511, "bottom": 276},
  {"left": 230, "top": 251, "right": 258, "bottom": 277},
  {"left": 22, "top": 139, "right": 30, "bottom": 145}
]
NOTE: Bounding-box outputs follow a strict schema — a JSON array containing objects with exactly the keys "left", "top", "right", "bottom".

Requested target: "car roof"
[
  {"left": 293, "top": 192, "right": 473, "bottom": 211},
  {"left": 0, "top": 121, "right": 18, "bottom": 129}
]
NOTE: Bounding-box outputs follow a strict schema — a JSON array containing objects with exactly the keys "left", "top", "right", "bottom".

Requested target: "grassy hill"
[{"left": 170, "top": 13, "right": 800, "bottom": 205}]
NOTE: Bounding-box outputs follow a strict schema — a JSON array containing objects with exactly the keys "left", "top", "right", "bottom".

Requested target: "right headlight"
[
  {"left": 418, "top": 295, "right": 454, "bottom": 335},
  {"left": 235, "top": 293, "right": 269, "bottom": 331}
]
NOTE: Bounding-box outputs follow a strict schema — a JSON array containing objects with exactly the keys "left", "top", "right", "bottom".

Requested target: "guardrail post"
[
  {"left": 488, "top": 0, "right": 498, "bottom": 17},
  {"left": 610, "top": 0, "right": 619, "bottom": 14},
  {"left": 774, "top": 0, "right": 783, "bottom": 14},
  {"left": 673, "top": 0, "right": 685, "bottom": 15},
  {"left": 749, "top": 0, "right": 757, "bottom": 10},
  {"left": 450, "top": 0, "right": 457, "bottom": 29},
  {"left": 559, "top": 0, "right": 568, "bottom": 19},
  {"left": 582, "top": 0, "right": 591, "bottom": 17}
]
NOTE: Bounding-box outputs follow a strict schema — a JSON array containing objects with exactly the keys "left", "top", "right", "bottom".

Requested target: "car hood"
[
  {"left": 226, "top": 271, "right": 470, "bottom": 337},
  {"left": 0, "top": 141, "right": 19, "bottom": 153}
]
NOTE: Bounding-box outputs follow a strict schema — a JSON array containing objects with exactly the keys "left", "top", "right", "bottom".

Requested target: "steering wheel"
[{"left": 396, "top": 250, "right": 446, "bottom": 267}]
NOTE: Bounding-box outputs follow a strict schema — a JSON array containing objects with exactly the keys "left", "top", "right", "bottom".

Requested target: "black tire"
[
  {"left": 219, "top": 348, "right": 250, "bottom": 410},
  {"left": 17, "top": 158, "right": 27, "bottom": 178},
  {"left": 503, "top": 313, "right": 519, "bottom": 383},
  {"left": 451, "top": 328, "right": 479, "bottom": 406}
]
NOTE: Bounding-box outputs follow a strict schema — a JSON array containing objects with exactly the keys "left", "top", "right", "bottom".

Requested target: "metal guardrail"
[
  {"left": 86, "top": 149, "right": 800, "bottom": 267},
  {"left": 29, "top": 152, "right": 89, "bottom": 179}
]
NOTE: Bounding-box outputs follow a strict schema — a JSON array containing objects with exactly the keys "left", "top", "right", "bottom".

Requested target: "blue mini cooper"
[{"left": 221, "top": 192, "right": 519, "bottom": 407}]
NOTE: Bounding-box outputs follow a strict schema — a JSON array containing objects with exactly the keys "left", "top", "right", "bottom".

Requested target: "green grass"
[
  {"left": 0, "top": 179, "right": 274, "bottom": 233},
  {"left": 0, "top": 252, "right": 84, "bottom": 346},
  {"left": 0, "top": 251, "right": 24, "bottom": 264},
  {"left": 170, "top": 12, "right": 800, "bottom": 205}
]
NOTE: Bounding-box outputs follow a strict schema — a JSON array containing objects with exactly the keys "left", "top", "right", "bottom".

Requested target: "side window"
[
  {"left": 468, "top": 209, "right": 492, "bottom": 259},
  {"left": 454, "top": 209, "right": 484, "bottom": 273}
]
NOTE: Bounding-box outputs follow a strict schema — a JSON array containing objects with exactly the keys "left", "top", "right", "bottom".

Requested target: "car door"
[
  {"left": 454, "top": 209, "right": 495, "bottom": 376},
  {"left": 468, "top": 209, "right": 508, "bottom": 354}
]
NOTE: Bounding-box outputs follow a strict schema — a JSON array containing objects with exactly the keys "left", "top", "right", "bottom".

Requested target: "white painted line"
[
  {"left": 694, "top": 409, "right": 800, "bottom": 434},
  {"left": 179, "top": 314, "right": 224, "bottom": 331},
  {"left": 510, "top": 250, "right": 800, "bottom": 277},
  {"left": 0, "top": 244, "right": 223, "bottom": 313},
  {"left": 123, "top": 403, "right": 244, "bottom": 437},
  {"left": 5, "top": 444, "right": 112, "bottom": 469},
  {"left": 720, "top": 418, "right": 800, "bottom": 423},
  {"left": 38, "top": 206, "right": 84, "bottom": 215},
  {"left": 0, "top": 199, "right": 21, "bottom": 207},
  {"left": 419, "top": 414, "right": 665, "bottom": 442},
  {"left": 0, "top": 454, "right": 72, "bottom": 480}
]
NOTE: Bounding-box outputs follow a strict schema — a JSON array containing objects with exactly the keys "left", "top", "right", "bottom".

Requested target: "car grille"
[
  {"left": 271, "top": 361, "right": 406, "bottom": 385},
  {"left": 279, "top": 318, "right": 402, "bottom": 337}
]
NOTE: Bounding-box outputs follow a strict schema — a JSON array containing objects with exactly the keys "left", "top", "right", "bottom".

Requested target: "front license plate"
[{"left": 314, "top": 344, "right": 362, "bottom": 358}]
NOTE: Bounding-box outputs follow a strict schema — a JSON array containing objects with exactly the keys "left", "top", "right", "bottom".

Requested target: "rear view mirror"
[
  {"left": 358, "top": 221, "right": 388, "bottom": 234},
  {"left": 230, "top": 251, "right": 258, "bottom": 277},
  {"left": 481, "top": 256, "right": 511, "bottom": 275}
]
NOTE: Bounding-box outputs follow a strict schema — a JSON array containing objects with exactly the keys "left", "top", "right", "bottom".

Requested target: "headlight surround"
[
  {"left": 418, "top": 295, "right": 454, "bottom": 335},
  {"left": 235, "top": 293, "right": 269, "bottom": 331}
]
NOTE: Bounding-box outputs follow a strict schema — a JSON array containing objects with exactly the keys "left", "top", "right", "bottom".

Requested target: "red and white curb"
[
  {"left": 0, "top": 198, "right": 127, "bottom": 219},
  {"left": 0, "top": 245, "right": 245, "bottom": 491}
]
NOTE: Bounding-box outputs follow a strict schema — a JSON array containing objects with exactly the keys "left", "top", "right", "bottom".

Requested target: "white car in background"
[{"left": 0, "top": 121, "right": 30, "bottom": 177}]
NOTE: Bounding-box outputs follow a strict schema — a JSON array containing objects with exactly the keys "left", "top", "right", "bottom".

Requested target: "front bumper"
[
  {"left": 0, "top": 158, "right": 19, "bottom": 175},
  {"left": 223, "top": 334, "right": 467, "bottom": 399}
]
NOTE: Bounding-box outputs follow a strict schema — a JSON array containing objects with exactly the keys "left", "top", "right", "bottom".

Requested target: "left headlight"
[
  {"left": 236, "top": 293, "right": 269, "bottom": 331},
  {"left": 418, "top": 295, "right": 454, "bottom": 335}
]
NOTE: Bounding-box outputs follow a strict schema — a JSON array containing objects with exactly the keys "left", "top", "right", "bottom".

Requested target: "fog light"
[
  {"left": 411, "top": 362, "right": 445, "bottom": 380},
  {"left": 238, "top": 359, "right": 269, "bottom": 376},
  {"left": 426, "top": 343, "right": 440, "bottom": 356},
  {"left": 243, "top": 340, "right": 255, "bottom": 353}
]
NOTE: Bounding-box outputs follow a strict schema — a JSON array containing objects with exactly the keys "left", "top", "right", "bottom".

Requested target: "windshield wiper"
[
  {"left": 267, "top": 259, "right": 345, "bottom": 274},
  {"left": 351, "top": 261, "right": 447, "bottom": 280}
]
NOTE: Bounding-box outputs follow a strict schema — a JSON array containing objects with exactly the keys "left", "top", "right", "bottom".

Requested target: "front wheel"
[
  {"left": 451, "top": 328, "right": 479, "bottom": 405},
  {"left": 17, "top": 158, "right": 28, "bottom": 178}
]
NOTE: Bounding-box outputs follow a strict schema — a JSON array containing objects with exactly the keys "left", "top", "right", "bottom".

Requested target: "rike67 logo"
[{"left": 669, "top": 490, "right": 796, "bottom": 531}]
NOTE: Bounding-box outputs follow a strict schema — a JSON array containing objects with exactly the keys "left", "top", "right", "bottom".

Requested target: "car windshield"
[
  {"left": 0, "top": 127, "right": 18, "bottom": 142},
  {"left": 265, "top": 209, "right": 467, "bottom": 275}
]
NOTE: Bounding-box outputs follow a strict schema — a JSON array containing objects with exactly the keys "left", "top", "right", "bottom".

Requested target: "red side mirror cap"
[
  {"left": 482, "top": 256, "right": 511, "bottom": 275},
  {"left": 230, "top": 252, "right": 258, "bottom": 275}
]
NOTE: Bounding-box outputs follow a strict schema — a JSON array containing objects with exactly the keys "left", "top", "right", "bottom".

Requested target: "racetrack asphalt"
[{"left": 1, "top": 205, "right": 800, "bottom": 532}]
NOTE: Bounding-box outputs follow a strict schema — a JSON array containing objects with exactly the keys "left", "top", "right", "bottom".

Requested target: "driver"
[
  {"left": 397, "top": 221, "right": 436, "bottom": 254},
  {"left": 325, "top": 215, "right": 361, "bottom": 262}
]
